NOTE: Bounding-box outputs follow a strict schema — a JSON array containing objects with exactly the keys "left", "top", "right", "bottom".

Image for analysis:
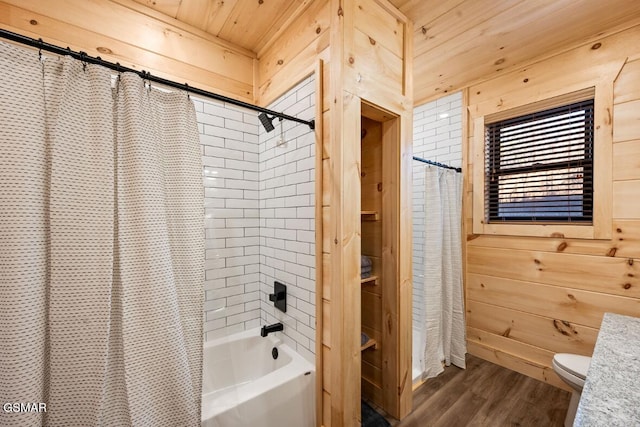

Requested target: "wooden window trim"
[{"left": 472, "top": 84, "right": 613, "bottom": 240}]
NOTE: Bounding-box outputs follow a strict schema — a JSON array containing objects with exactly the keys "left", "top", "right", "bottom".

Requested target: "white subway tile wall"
[
  {"left": 194, "top": 75, "right": 316, "bottom": 363},
  {"left": 412, "top": 92, "right": 462, "bottom": 331},
  {"left": 259, "top": 75, "right": 316, "bottom": 363},
  {"left": 194, "top": 96, "right": 263, "bottom": 341}
]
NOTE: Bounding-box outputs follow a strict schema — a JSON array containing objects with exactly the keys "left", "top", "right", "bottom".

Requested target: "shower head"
[{"left": 258, "top": 113, "right": 276, "bottom": 132}]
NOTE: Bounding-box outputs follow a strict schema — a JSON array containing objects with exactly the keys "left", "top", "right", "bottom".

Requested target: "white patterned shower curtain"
[
  {"left": 419, "top": 166, "right": 466, "bottom": 379},
  {"left": 0, "top": 41, "right": 204, "bottom": 426}
]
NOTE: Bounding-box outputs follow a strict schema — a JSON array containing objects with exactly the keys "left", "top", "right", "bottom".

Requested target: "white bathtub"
[{"left": 201, "top": 328, "right": 316, "bottom": 427}]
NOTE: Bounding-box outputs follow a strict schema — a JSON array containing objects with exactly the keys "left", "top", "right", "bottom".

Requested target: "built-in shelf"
[
  {"left": 361, "top": 211, "right": 379, "bottom": 221},
  {"left": 361, "top": 275, "right": 378, "bottom": 286},
  {"left": 361, "top": 337, "right": 377, "bottom": 352}
]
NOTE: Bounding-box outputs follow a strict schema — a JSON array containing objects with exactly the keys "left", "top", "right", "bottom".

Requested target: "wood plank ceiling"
[
  {"left": 129, "top": 0, "right": 307, "bottom": 53},
  {"left": 131, "top": 0, "right": 640, "bottom": 104}
]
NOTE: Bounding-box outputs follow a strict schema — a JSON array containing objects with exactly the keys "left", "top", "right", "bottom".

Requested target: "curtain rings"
[
  {"left": 141, "top": 70, "right": 151, "bottom": 93},
  {"left": 79, "top": 51, "right": 87, "bottom": 72},
  {"left": 113, "top": 62, "right": 122, "bottom": 96},
  {"left": 37, "top": 38, "right": 43, "bottom": 61}
]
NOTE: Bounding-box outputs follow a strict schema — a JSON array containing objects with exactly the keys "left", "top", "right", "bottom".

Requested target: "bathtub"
[{"left": 201, "top": 328, "right": 316, "bottom": 427}]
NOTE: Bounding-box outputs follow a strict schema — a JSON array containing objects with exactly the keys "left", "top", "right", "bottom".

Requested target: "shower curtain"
[
  {"left": 419, "top": 166, "right": 466, "bottom": 379},
  {"left": 0, "top": 41, "right": 204, "bottom": 426}
]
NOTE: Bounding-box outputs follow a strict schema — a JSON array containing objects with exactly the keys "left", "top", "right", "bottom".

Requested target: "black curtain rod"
[
  {"left": 413, "top": 156, "right": 462, "bottom": 173},
  {"left": 0, "top": 29, "right": 315, "bottom": 131}
]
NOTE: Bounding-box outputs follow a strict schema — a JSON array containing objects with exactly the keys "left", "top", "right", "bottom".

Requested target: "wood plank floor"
[{"left": 385, "top": 354, "right": 571, "bottom": 427}]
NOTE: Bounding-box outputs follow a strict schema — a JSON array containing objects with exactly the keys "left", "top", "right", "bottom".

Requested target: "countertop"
[{"left": 574, "top": 312, "right": 640, "bottom": 426}]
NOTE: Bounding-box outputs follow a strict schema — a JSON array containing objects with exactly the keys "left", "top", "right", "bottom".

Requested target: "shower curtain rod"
[
  {"left": 0, "top": 29, "right": 315, "bottom": 131},
  {"left": 413, "top": 156, "right": 462, "bottom": 173}
]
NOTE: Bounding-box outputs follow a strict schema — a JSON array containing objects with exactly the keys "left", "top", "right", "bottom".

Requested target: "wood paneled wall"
[
  {"left": 391, "top": 0, "right": 640, "bottom": 106},
  {"left": 324, "top": 0, "right": 413, "bottom": 424},
  {"left": 256, "top": 0, "right": 330, "bottom": 106},
  {"left": 360, "top": 117, "right": 384, "bottom": 406},
  {"left": 0, "top": 0, "right": 256, "bottom": 102},
  {"left": 316, "top": 0, "right": 414, "bottom": 425},
  {"left": 463, "top": 24, "right": 640, "bottom": 391}
]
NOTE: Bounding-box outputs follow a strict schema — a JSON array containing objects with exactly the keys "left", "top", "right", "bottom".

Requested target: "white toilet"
[{"left": 552, "top": 353, "right": 591, "bottom": 427}]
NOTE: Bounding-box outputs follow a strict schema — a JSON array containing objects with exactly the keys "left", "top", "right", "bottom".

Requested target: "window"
[
  {"left": 471, "top": 83, "right": 613, "bottom": 240},
  {"left": 485, "top": 100, "right": 594, "bottom": 223}
]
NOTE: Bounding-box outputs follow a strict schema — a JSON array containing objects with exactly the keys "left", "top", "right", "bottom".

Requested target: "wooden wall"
[
  {"left": 463, "top": 24, "right": 640, "bottom": 391},
  {"left": 0, "top": 0, "right": 256, "bottom": 102},
  {"left": 391, "top": 0, "right": 640, "bottom": 106},
  {"left": 360, "top": 117, "right": 384, "bottom": 407},
  {"left": 256, "top": 0, "right": 330, "bottom": 106},
  {"left": 324, "top": 0, "right": 413, "bottom": 424},
  {"left": 308, "top": 0, "right": 414, "bottom": 425}
]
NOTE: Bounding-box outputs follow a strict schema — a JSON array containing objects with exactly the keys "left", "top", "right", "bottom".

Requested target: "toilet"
[{"left": 552, "top": 353, "right": 592, "bottom": 427}]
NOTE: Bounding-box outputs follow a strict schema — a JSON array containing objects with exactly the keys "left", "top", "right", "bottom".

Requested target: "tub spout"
[{"left": 261, "top": 322, "right": 284, "bottom": 337}]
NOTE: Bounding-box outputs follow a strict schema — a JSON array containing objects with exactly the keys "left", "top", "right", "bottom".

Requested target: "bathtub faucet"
[{"left": 261, "top": 322, "right": 284, "bottom": 337}]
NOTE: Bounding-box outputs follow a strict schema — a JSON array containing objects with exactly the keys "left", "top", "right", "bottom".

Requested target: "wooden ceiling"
[
  {"left": 130, "top": 0, "right": 640, "bottom": 104},
  {"left": 129, "top": 0, "right": 308, "bottom": 54}
]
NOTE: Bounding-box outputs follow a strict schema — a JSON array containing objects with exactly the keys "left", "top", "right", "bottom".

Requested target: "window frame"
[
  {"left": 485, "top": 99, "right": 595, "bottom": 223},
  {"left": 471, "top": 85, "right": 613, "bottom": 240}
]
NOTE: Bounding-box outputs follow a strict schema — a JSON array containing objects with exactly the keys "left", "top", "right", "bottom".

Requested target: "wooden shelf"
[
  {"left": 361, "top": 337, "right": 377, "bottom": 352},
  {"left": 361, "top": 211, "right": 379, "bottom": 221},
  {"left": 361, "top": 275, "right": 378, "bottom": 285}
]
